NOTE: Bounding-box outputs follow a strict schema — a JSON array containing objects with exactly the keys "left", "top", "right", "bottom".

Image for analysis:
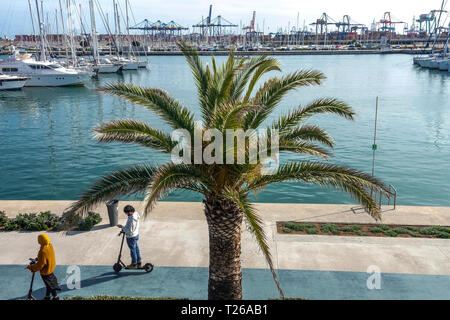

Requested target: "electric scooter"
[
  {"left": 113, "top": 231, "right": 154, "bottom": 273},
  {"left": 26, "top": 258, "right": 37, "bottom": 300}
]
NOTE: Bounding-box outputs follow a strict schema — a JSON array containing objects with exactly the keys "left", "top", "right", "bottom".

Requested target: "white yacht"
[
  {"left": 113, "top": 57, "right": 139, "bottom": 70},
  {"left": 0, "top": 73, "right": 28, "bottom": 90},
  {"left": 94, "top": 58, "right": 123, "bottom": 73},
  {"left": 0, "top": 53, "right": 92, "bottom": 87}
]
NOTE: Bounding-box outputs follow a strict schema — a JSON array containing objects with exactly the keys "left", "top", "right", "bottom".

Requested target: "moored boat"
[{"left": 0, "top": 73, "right": 28, "bottom": 90}]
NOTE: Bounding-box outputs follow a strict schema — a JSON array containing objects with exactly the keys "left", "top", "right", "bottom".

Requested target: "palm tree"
[{"left": 65, "top": 41, "right": 388, "bottom": 300}]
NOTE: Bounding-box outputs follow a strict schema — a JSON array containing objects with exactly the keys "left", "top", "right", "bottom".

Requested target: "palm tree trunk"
[{"left": 204, "top": 197, "right": 243, "bottom": 300}]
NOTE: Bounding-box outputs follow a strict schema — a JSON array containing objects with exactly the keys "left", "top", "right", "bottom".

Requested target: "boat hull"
[
  {"left": 95, "top": 64, "right": 121, "bottom": 73},
  {"left": 121, "top": 62, "right": 139, "bottom": 70},
  {"left": 24, "top": 73, "right": 91, "bottom": 87},
  {"left": 438, "top": 60, "right": 449, "bottom": 71},
  {"left": 0, "top": 78, "right": 28, "bottom": 90}
]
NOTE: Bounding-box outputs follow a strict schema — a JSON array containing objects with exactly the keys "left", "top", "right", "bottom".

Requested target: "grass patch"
[{"left": 277, "top": 221, "right": 449, "bottom": 239}]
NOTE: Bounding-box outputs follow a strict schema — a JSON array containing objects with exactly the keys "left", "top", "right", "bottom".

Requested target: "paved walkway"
[
  {"left": 4, "top": 265, "right": 450, "bottom": 300},
  {"left": 1, "top": 201, "right": 449, "bottom": 299}
]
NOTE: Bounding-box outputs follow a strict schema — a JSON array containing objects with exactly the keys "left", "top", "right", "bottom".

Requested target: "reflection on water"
[{"left": 0, "top": 54, "right": 449, "bottom": 205}]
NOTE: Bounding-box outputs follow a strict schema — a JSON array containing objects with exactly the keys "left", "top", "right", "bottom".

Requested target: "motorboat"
[
  {"left": 0, "top": 51, "right": 93, "bottom": 87},
  {"left": 0, "top": 73, "right": 28, "bottom": 90}
]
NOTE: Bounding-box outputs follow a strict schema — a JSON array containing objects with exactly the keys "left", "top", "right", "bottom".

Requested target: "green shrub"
[
  {"left": 380, "top": 225, "right": 390, "bottom": 231},
  {"left": 303, "top": 223, "right": 315, "bottom": 228},
  {"left": 419, "top": 227, "right": 436, "bottom": 235},
  {"left": 282, "top": 228, "right": 292, "bottom": 233},
  {"left": 369, "top": 227, "right": 383, "bottom": 234},
  {"left": 340, "top": 225, "right": 362, "bottom": 233},
  {"left": 391, "top": 227, "right": 409, "bottom": 235},
  {"left": 431, "top": 226, "right": 446, "bottom": 232},
  {"left": 282, "top": 222, "right": 305, "bottom": 231},
  {"left": 0, "top": 211, "right": 7, "bottom": 227},
  {"left": 3, "top": 211, "right": 60, "bottom": 231},
  {"left": 408, "top": 232, "right": 420, "bottom": 237},
  {"left": 406, "top": 226, "right": 418, "bottom": 232},
  {"left": 436, "top": 232, "right": 449, "bottom": 239},
  {"left": 320, "top": 223, "right": 340, "bottom": 235},
  {"left": 306, "top": 227, "right": 318, "bottom": 234},
  {"left": 356, "top": 231, "right": 367, "bottom": 236},
  {"left": 383, "top": 230, "right": 398, "bottom": 237},
  {"left": 78, "top": 212, "right": 102, "bottom": 231}
]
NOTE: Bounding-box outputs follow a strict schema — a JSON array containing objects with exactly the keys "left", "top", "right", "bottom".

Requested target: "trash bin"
[{"left": 105, "top": 200, "right": 119, "bottom": 227}]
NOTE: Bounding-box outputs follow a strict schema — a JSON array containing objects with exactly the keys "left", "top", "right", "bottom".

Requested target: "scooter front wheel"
[{"left": 143, "top": 263, "right": 153, "bottom": 273}]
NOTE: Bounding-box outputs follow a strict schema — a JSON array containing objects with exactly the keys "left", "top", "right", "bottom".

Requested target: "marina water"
[{"left": 0, "top": 54, "right": 449, "bottom": 206}]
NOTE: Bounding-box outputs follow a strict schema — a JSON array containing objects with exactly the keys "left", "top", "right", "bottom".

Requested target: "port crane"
[
  {"left": 334, "top": 15, "right": 366, "bottom": 40},
  {"left": 192, "top": 5, "right": 237, "bottom": 39},
  {"left": 377, "top": 12, "right": 404, "bottom": 35}
]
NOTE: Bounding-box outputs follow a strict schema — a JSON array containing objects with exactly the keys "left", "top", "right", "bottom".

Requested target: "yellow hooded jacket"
[{"left": 29, "top": 234, "right": 56, "bottom": 275}]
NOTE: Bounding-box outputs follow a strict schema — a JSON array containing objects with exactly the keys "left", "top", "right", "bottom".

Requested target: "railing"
[{"left": 373, "top": 184, "right": 397, "bottom": 210}]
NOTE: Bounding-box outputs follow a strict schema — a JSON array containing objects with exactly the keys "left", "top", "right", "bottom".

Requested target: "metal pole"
[
  {"left": 372, "top": 96, "right": 378, "bottom": 177},
  {"left": 28, "top": 0, "right": 37, "bottom": 46},
  {"left": 370, "top": 96, "right": 379, "bottom": 200}
]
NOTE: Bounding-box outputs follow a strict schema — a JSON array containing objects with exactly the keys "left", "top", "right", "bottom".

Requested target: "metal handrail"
[{"left": 374, "top": 184, "right": 397, "bottom": 210}]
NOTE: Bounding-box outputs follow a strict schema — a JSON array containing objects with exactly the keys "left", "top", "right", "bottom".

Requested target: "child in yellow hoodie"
[{"left": 27, "top": 234, "right": 61, "bottom": 300}]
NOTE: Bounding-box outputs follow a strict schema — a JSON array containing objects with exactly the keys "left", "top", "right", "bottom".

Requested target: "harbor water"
[{"left": 0, "top": 54, "right": 449, "bottom": 206}]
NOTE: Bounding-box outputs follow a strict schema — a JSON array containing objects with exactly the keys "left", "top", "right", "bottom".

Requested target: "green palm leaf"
[
  {"left": 68, "top": 164, "right": 157, "bottom": 216},
  {"left": 100, "top": 83, "right": 195, "bottom": 133},
  {"left": 94, "top": 119, "right": 176, "bottom": 153}
]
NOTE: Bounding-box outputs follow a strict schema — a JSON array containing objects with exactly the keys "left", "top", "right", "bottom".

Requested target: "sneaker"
[
  {"left": 52, "top": 296, "right": 60, "bottom": 300},
  {"left": 136, "top": 262, "right": 142, "bottom": 268},
  {"left": 126, "top": 264, "right": 137, "bottom": 269}
]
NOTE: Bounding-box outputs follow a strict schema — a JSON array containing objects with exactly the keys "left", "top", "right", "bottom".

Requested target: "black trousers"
[{"left": 41, "top": 273, "right": 61, "bottom": 297}]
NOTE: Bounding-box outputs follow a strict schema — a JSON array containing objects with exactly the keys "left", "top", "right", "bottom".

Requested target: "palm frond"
[
  {"left": 67, "top": 164, "right": 157, "bottom": 217},
  {"left": 229, "top": 55, "right": 272, "bottom": 101},
  {"left": 244, "top": 70, "right": 325, "bottom": 129},
  {"left": 243, "top": 57, "right": 281, "bottom": 102},
  {"left": 245, "top": 162, "right": 390, "bottom": 220},
  {"left": 273, "top": 98, "right": 355, "bottom": 132},
  {"left": 177, "top": 41, "right": 211, "bottom": 121},
  {"left": 281, "top": 125, "right": 334, "bottom": 148},
  {"left": 278, "top": 141, "right": 332, "bottom": 159},
  {"left": 144, "top": 164, "right": 209, "bottom": 215},
  {"left": 100, "top": 83, "right": 195, "bottom": 133},
  {"left": 94, "top": 119, "right": 176, "bottom": 153}
]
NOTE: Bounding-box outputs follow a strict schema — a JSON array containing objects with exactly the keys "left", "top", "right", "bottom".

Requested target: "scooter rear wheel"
[
  {"left": 143, "top": 263, "right": 153, "bottom": 273},
  {"left": 113, "top": 263, "right": 122, "bottom": 273}
]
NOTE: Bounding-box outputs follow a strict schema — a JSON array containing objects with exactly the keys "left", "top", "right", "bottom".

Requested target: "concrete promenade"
[{"left": 0, "top": 201, "right": 449, "bottom": 299}]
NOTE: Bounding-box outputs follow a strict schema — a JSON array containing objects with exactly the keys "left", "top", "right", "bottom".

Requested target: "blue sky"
[{"left": 0, "top": 0, "right": 447, "bottom": 37}]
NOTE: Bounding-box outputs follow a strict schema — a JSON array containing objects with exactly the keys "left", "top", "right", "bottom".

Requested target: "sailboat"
[
  {"left": 0, "top": 1, "right": 92, "bottom": 86},
  {"left": 88, "top": 0, "right": 122, "bottom": 74}
]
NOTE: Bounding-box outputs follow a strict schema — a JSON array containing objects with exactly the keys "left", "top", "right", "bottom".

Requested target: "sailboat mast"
[
  {"left": 28, "top": 0, "right": 37, "bottom": 49},
  {"left": 89, "top": 0, "right": 99, "bottom": 63},
  {"left": 34, "top": 0, "right": 46, "bottom": 61}
]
